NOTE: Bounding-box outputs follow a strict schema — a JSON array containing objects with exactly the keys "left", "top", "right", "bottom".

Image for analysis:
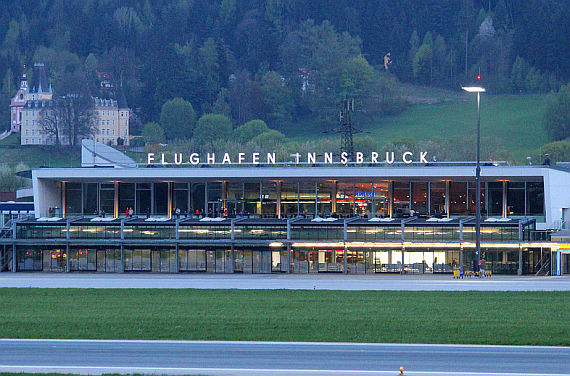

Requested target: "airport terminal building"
[{"left": 1, "top": 142, "right": 569, "bottom": 275}]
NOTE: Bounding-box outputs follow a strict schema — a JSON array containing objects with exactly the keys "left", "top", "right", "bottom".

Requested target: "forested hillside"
[{"left": 0, "top": 0, "right": 569, "bottom": 138}]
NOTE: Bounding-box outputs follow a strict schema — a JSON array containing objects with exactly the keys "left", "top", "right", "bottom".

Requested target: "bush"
[
  {"left": 539, "top": 140, "right": 570, "bottom": 163},
  {"left": 159, "top": 98, "right": 196, "bottom": 140},
  {"left": 544, "top": 85, "right": 570, "bottom": 140},
  {"left": 142, "top": 122, "right": 165, "bottom": 145},
  {"left": 130, "top": 137, "right": 146, "bottom": 147},
  {"left": 193, "top": 114, "right": 232, "bottom": 148},
  {"left": 234, "top": 120, "right": 270, "bottom": 143}
]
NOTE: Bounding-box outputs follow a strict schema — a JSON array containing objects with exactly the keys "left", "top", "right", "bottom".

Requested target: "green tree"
[
  {"left": 193, "top": 114, "right": 232, "bottom": 148},
  {"left": 544, "top": 85, "right": 570, "bottom": 140},
  {"left": 340, "top": 55, "right": 375, "bottom": 99},
  {"left": 252, "top": 129, "right": 287, "bottom": 149},
  {"left": 413, "top": 33, "right": 434, "bottom": 85},
  {"left": 259, "top": 71, "right": 294, "bottom": 130},
  {"left": 234, "top": 119, "right": 270, "bottom": 143},
  {"left": 353, "top": 136, "right": 378, "bottom": 154},
  {"left": 142, "top": 122, "right": 165, "bottom": 144},
  {"left": 539, "top": 141, "right": 570, "bottom": 163},
  {"left": 197, "top": 37, "right": 220, "bottom": 107},
  {"left": 212, "top": 88, "right": 231, "bottom": 116},
  {"left": 280, "top": 20, "right": 361, "bottom": 123},
  {"left": 159, "top": 98, "right": 196, "bottom": 140}
]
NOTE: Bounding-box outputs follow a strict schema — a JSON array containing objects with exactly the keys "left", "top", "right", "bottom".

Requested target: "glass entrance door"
[
  {"left": 124, "top": 248, "right": 151, "bottom": 272},
  {"left": 308, "top": 250, "right": 344, "bottom": 273},
  {"left": 207, "top": 201, "right": 220, "bottom": 217}
]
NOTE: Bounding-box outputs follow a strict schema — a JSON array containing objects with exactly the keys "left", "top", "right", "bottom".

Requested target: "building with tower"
[
  {"left": 10, "top": 63, "right": 53, "bottom": 134},
  {"left": 13, "top": 62, "right": 130, "bottom": 146}
]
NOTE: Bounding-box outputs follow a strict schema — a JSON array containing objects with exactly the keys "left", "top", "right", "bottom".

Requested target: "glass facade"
[
  {"left": 11, "top": 173, "right": 554, "bottom": 275},
  {"left": 13, "top": 242, "right": 550, "bottom": 275},
  {"left": 52, "top": 179, "right": 545, "bottom": 222}
]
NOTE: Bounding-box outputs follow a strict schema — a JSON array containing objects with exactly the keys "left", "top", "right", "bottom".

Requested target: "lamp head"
[{"left": 462, "top": 86, "right": 486, "bottom": 93}]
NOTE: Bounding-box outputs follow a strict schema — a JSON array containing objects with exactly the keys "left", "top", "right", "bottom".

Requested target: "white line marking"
[
  {"left": 0, "top": 338, "right": 568, "bottom": 350},
  {"left": 0, "top": 365, "right": 568, "bottom": 376}
]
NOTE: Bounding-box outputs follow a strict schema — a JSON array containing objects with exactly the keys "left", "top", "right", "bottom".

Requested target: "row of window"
[
  {"left": 14, "top": 247, "right": 548, "bottom": 274},
  {"left": 16, "top": 224, "right": 526, "bottom": 241},
  {"left": 63, "top": 181, "right": 546, "bottom": 220}
]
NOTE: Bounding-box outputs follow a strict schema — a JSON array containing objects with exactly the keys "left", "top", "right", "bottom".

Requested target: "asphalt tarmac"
[
  {"left": 0, "top": 339, "right": 568, "bottom": 376},
  {"left": 0, "top": 273, "right": 569, "bottom": 290}
]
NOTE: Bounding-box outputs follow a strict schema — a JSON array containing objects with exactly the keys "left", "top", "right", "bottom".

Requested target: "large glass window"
[
  {"left": 173, "top": 183, "right": 188, "bottom": 214},
  {"left": 244, "top": 183, "right": 260, "bottom": 215},
  {"left": 83, "top": 183, "right": 98, "bottom": 215},
  {"left": 154, "top": 183, "right": 168, "bottom": 215},
  {"left": 354, "top": 183, "right": 374, "bottom": 217},
  {"left": 226, "top": 182, "right": 244, "bottom": 215},
  {"left": 119, "top": 183, "right": 135, "bottom": 216},
  {"left": 317, "top": 182, "right": 333, "bottom": 216},
  {"left": 191, "top": 183, "right": 205, "bottom": 214},
  {"left": 526, "top": 182, "right": 544, "bottom": 219},
  {"left": 336, "top": 183, "right": 354, "bottom": 216},
  {"left": 411, "top": 182, "right": 428, "bottom": 215},
  {"left": 64, "top": 182, "right": 82, "bottom": 216},
  {"left": 373, "top": 182, "right": 389, "bottom": 217},
  {"left": 487, "top": 182, "right": 503, "bottom": 217},
  {"left": 392, "top": 182, "right": 409, "bottom": 217},
  {"left": 467, "top": 182, "right": 484, "bottom": 216},
  {"left": 261, "top": 182, "right": 278, "bottom": 216},
  {"left": 449, "top": 182, "right": 467, "bottom": 216},
  {"left": 507, "top": 182, "right": 525, "bottom": 216},
  {"left": 99, "top": 183, "right": 115, "bottom": 216},
  {"left": 430, "top": 182, "right": 446, "bottom": 216},
  {"left": 281, "top": 182, "right": 298, "bottom": 217},
  {"left": 136, "top": 183, "right": 151, "bottom": 215},
  {"left": 299, "top": 182, "right": 316, "bottom": 216}
]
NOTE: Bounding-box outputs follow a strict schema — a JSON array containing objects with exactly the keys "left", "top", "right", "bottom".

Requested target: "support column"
[
  {"left": 388, "top": 181, "right": 393, "bottom": 218},
  {"left": 427, "top": 182, "right": 431, "bottom": 215},
  {"left": 204, "top": 182, "right": 208, "bottom": 216},
  {"left": 459, "top": 246, "right": 464, "bottom": 269},
  {"left": 62, "top": 182, "right": 66, "bottom": 218},
  {"left": 65, "top": 219, "right": 70, "bottom": 273},
  {"left": 11, "top": 244, "right": 16, "bottom": 272},
  {"left": 518, "top": 246, "right": 523, "bottom": 275},
  {"left": 401, "top": 246, "right": 405, "bottom": 274},
  {"left": 230, "top": 244, "right": 235, "bottom": 273},
  {"left": 445, "top": 181, "right": 450, "bottom": 218},
  {"left": 11, "top": 221, "right": 16, "bottom": 272},
  {"left": 332, "top": 181, "right": 337, "bottom": 214},
  {"left": 175, "top": 218, "right": 180, "bottom": 273},
  {"left": 314, "top": 182, "right": 318, "bottom": 217},
  {"left": 114, "top": 182, "right": 119, "bottom": 218},
  {"left": 287, "top": 244, "right": 291, "bottom": 273},
  {"left": 277, "top": 182, "right": 282, "bottom": 219},
  {"left": 343, "top": 245, "right": 347, "bottom": 274},
  {"left": 167, "top": 182, "right": 173, "bottom": 218},
  {"left": 502, "top": 181, "right": 508, "bottom": 218},
  {"left": 120, "top": 243, "right": 124, "bottom": 273}
]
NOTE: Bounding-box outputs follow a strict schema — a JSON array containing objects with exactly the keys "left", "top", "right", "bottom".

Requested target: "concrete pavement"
[
  {"left": 0, "top": 273, "right": 569, "bottom": 290},
  {"left": 0, "top": 339, "right": 568, "bottom": 376}
]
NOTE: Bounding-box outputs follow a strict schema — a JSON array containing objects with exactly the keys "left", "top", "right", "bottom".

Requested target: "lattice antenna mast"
[{"left": 339, "top": 97, "right": 358, "bottom": 161}]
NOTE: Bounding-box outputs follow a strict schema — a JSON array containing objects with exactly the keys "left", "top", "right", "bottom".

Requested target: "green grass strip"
[{"left": 0, "top": 289, "right": 567, "bottom": 346}]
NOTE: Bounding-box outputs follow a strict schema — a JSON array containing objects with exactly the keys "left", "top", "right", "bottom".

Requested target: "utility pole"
[{"left": 337, "top": 97, "right": 360, "bottom": 162}]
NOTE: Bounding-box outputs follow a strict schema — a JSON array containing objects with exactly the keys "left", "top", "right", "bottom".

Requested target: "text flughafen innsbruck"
[{"left": 147, "top": 151, "right": 430, "bottom": 166}]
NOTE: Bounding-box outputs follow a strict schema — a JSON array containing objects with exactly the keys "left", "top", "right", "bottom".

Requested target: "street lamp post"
[{"left": 462, "top": 86, "right": 485, "bottom": 276}]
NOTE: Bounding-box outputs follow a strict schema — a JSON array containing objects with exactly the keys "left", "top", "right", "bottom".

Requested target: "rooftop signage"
[{"left": 147, "top": 151, "right": 430, "bottom": 166}]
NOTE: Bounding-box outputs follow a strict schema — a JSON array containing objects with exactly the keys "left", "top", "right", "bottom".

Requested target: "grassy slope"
[
  {"left": 0, "top": 133, "right": 81, "bottom": 168},
  {"left": 287, "top": 94, "right": 549, "bottom": 164},
  {"left": 0, "top": 289, "right": 567, "bottom": 346},
  {"left": 368, "top": 94, "right": 548, "bottom": 163},
  {"left": 0, "top": 94, "right": 549, "bottom": 166}
]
